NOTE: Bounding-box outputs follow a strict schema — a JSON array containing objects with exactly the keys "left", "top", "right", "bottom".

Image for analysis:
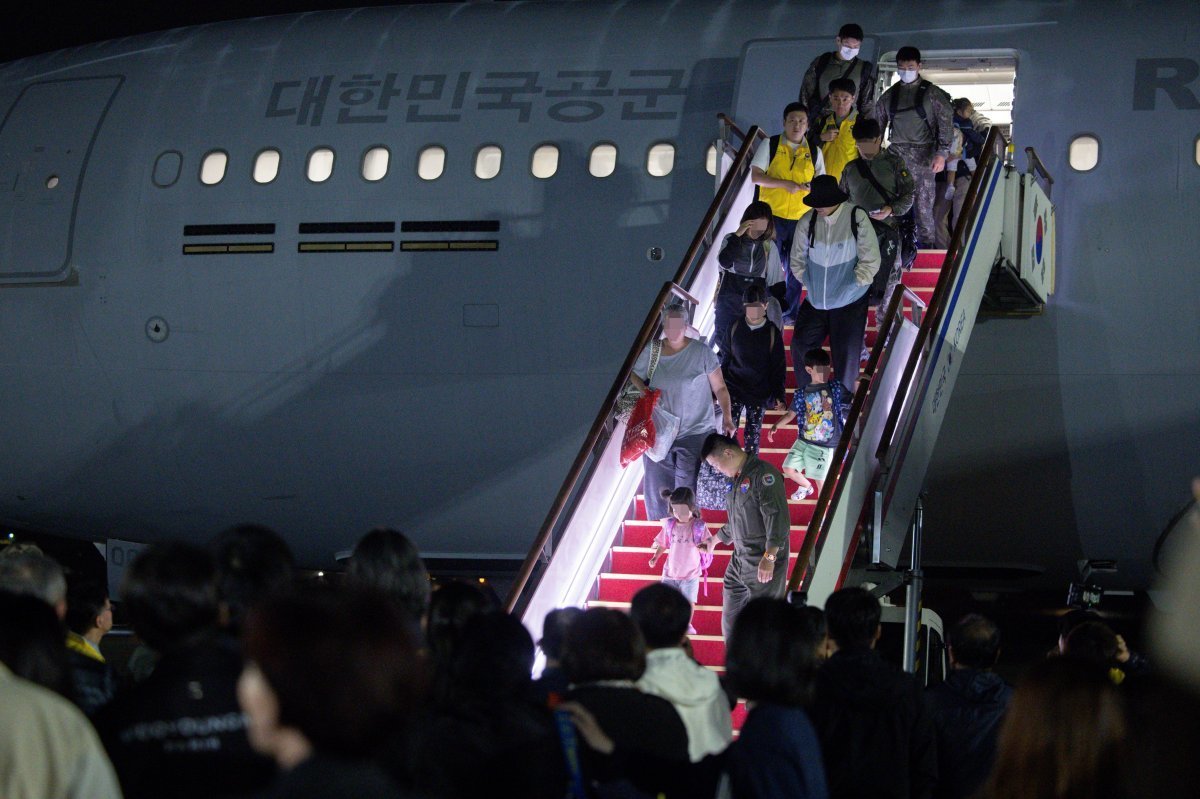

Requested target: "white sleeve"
[
  {"left": 765, "top": 239, "right": 784, "bottom": 285},
  {"left": 751, "top": 143, "right": 771, "bottom": 172},
  {"left": 813, "top": 148, "right": 826, "bottom": 176}
]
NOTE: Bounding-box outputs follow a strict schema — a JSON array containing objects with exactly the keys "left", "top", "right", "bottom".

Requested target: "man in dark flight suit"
[{"left": 702, "top": 433, "right": 791, "bottom": 640}]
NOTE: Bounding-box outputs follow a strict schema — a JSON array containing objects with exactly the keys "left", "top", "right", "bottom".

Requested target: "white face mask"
[
  {"left": 839, "top": 45, "right": 859, "bottom": 60},
  {"left": 898, "top": 69, "right": 919, "bottom": 84}
]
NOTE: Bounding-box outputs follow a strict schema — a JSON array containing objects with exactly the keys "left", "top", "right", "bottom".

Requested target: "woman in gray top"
[{"left": 629, "top": 303, "right": 735, "bottom": 521}]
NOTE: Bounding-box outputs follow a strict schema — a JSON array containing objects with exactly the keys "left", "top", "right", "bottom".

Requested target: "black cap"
[
  {"left": 838, "top": 24, "right": 864, "bottom": 40},
  {"left": 803, "top": 175, "right": 850, "bottom": 208}
]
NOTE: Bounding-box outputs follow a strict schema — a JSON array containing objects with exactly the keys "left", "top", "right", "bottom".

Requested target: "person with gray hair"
[
  {"left": 0, "top": 548, "right": 67, "bottom": 619},
  {"left": 627, "top": 301, "right": 735, "bottom": 520}
]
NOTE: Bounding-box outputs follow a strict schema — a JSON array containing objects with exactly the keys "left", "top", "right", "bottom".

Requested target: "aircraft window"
[
  {"left": 475, "top": 146, "right": 503, "bottom": 180},
  {"left": 1195, "top": 135, "right": 1199, "bottom": 167},
  {"left": 153, "top": 151, "right": 183, "bottom": 188},
  {"left": 646, "top": 143, "right": 675, "bottom": 177},
  {"left": 253, "top": 149, "right": 280, "bottom": 184},
  {"left": 362, "top": 147, "right": 389, "bottom": 182},
  {"left": 531, "top": 144, "right": 559, "bottom": 179},
  {"left": 307, "top": 148, "right": 335, "bottom": 183},
  {"left": 418, "top": 146, "right": 445, "bottom": 180},
  {"left": 1068, "top": 135, "right": 1099, "bottom": 172},
  {"left": 589, "top": 143, "right": 617, "bottom": 178},
  {"left": 705, "top": 144, "right": 717, "bottom": 177},
  {"left": 200, "top": 151, "right": 228, "bottom": 185}
]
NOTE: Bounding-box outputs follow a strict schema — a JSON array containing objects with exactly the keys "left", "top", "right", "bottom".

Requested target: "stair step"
[
  {"left": 590, "top": 600, "right": 726, "bottom": 637},
  {"left": 598, "top": 572, "right": 727, "bottom": 604},
  {"left": 610, "top": 546, "right": 799, "bottom": 579},
  {"left": 635, "top": 495, "right": 814, "bottom": 525},
  {"left": 620, "top": 519, "right": 807, "bottom": 550},
  {"left": 688, "top": 635, "right": 726, "bottom": 667}
]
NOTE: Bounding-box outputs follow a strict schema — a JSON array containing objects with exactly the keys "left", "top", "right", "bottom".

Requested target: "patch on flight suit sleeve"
[
  {"left": 761, "top": 473, "right": 776, "bottom": 488},
  {"left": 739, "top": 478, "right": 752, "bottom": 494}
]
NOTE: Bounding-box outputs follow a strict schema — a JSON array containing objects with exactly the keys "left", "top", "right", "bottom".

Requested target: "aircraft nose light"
[{"left": 145, "top": 316, "right": 169, "bottom": 343}]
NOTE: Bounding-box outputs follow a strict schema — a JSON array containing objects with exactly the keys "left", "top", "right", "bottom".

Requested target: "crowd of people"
[
  {"left": 636, "top": 24, "right": 992, "bottom": 537},
  {"left": 2, "top": 523, "right": 1199, "bottom": 799}
]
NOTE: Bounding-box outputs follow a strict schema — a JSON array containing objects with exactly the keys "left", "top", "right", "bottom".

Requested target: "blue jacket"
[
  {"left": 789, "top": 204, "right": 880, "bottom": 310},
  {"left": 726, "top": 703, "right": 829, "bottom": 799},
  {"left": 926, "top": 668, "right": 1012, "bottom": 799}
]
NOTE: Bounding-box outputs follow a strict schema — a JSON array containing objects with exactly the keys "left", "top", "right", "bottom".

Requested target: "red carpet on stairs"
[{"left": 588, "top": 252, "right": 946, "bottom": 732}]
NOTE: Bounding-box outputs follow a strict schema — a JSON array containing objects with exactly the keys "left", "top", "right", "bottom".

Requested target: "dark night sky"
[{"left": 1, "top": 1, "right": 471, "bottom": 63}]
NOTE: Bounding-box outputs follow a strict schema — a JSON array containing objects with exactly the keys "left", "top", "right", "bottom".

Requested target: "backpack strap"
[
  {"left": 888, "top": 79, "right": 933, "bottom": 134},
  {"left": 808, "top": 204, "right": 863, "bottom": 248},
  {"left": 646, "top": 339, "right": 663, "bottom": 385},
  {"left": 853, "top": 157, "right": 898, "bottom": 206},
  {"left": 770, "top": 134, "right": 782, "bottom": 161}
]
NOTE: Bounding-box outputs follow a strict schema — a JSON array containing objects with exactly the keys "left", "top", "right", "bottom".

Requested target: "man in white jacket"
[
  {"left": 789, "top": 174, "right": 881, "bottom": 397},
  {"left": 631, "top": 584, "right": 734, "bottom": 762}
]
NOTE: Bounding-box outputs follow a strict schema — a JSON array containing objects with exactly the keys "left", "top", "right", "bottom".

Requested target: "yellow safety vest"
[
  {"left": 819, "top": 111, "right": 859, "bottom": 183},
  {"left": 759, "top": 138, "right": 816, "bottom": 220}
]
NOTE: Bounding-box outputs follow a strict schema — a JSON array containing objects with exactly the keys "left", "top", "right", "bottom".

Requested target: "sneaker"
[{"left": 790, "top": 485, "right": 813, "bottom": 501}]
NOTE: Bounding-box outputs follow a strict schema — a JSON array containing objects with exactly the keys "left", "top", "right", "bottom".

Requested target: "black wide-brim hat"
[{"left": 803, "top": 174, "right": 850, "bottom": 208}]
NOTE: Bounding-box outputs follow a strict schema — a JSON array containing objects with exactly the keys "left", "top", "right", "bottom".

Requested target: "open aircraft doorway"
[{"left": 877, "top": 50, "right": 1018, "bottom": 138}]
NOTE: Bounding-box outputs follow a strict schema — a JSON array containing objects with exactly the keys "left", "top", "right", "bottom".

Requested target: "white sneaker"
[{"left": 790, "top": 485, "right": 813, "bottom": 501}]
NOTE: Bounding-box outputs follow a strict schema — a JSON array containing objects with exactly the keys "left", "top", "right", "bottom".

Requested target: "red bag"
[{"left": 620, "top": 389, "right": 661, "bottom": 467}]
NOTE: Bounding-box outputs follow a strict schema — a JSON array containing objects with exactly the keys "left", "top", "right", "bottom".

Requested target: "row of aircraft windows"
[
  {"left": 168, "top": 142, "right": 720, "bottom": 188},
  {"left": 122, "top": 135, "right": 1199, "bottom": 189},
  {"left": 1069, "top": 134, "right": 1200, "bottom": 172}
]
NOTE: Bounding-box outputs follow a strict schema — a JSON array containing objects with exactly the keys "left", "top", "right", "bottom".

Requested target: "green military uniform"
[
  {"left": 716, "top": 455, "right": 792, "bottom": 639},
  {"left": 839, "top": 147, "right": 918, "bottom": 308}
]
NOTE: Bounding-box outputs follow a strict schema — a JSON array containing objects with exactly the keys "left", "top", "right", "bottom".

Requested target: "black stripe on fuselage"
[
  {"left": 184, "top": 224, "right": 276, "bottom": 236},
  {"left": 400, "top": 220, "right": 500, "bottom": 233}
]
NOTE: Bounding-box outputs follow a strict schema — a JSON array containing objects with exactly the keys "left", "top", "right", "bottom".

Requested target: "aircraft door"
[
  {"left": 732, "top": 37, "right": 876, "bottom": 131},
  {"left": 0, "top": 76, "right": 122, "bottom": 283}
]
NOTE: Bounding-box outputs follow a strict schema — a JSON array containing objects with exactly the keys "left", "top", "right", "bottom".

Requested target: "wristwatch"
[{"left": 762, "top": 552, "right": 777, "bottom": 562}]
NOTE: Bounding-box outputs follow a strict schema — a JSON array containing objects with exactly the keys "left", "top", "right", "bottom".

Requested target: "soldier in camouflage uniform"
[
  {"left": 701, "top": 433, "right": 791, "bottom": 640},
  {"left": 839, "top": 117, "right": 916, "bottom": 312},
  {"left": 875, "top": 46, "right": 954, "bottom": 249}
]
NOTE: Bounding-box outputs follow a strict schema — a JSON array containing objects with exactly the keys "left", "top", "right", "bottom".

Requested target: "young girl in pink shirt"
[{"left": 648, "top": 487, "right": 715, "bottom": 615}]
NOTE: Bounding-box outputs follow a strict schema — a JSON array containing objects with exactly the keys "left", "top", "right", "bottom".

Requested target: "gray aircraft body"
[{"left": 0, "top": 0, "right": 1196, "bottom": 591}]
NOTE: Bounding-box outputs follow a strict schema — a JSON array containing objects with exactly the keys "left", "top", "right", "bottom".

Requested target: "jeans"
[
  {"left": 662, "top": 576, "right": 700, "bottom": 604},
  {"left": 642, "top": 432, "right": 709, "bottom": 520},
  {"left": 774, "top": 216, "right": 801, "bottom": 318}
]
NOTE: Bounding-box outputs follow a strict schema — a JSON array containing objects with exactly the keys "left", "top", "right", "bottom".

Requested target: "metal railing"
[
  {"left": 506, "top": 117, "right": 768, "bottom": 615},
  {"left": 875, "top": 126, "right": 1008, "bottom": 469},
  {"left": 788, "top": 125, "right": 1010, "bottom": 597},
  {"left": 785, "top": 284, "right": 928, "bottom": 595}
]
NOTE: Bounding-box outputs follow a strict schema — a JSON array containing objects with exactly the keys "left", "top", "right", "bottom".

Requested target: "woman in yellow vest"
[
  {"left": 751, "top": 101, "right": 825, "bottom": 320},
  {"left": 815, "top": 78, "right": 860, "bottom": 182}
]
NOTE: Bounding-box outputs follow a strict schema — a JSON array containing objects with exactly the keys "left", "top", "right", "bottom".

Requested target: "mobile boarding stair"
[{"left": 506, "top": 119, "right": 1056, "bottom": 683}]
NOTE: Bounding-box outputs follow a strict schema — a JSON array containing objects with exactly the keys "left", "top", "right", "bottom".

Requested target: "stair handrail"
[
  {"left": 788, "top": 127, "right": 1008, "bottom": 596},
  {"left": 786, "top": 284, "right": 927, "bottom": 594},
  {"left": 506, "top": 120, "right": 769, "bottom": 614},
  {"left": 1024, "top": 146, "right": 1054, "bottom": 198},
  {"left": 874, "top": 126, "right": 1009, "bottom": 469}
]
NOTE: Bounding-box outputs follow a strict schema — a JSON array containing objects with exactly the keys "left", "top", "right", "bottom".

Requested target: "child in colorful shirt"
[
  {"left": 767, "top": 348, "right": 847, "bottom": 500},
  {"left": 648, "top": 487, "right": 715, "bottom": 609}
]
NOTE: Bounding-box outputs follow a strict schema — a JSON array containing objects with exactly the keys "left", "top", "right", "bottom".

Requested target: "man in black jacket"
[
  {"left": 926, "top": 614, "right": 1012, "bottom": 799},
  {"left": 809, "top": 587, "right": 937, "bottom": 799}
]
